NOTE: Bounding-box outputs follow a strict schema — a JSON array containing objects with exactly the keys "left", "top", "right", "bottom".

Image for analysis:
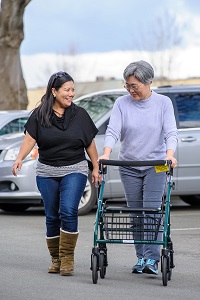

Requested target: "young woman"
[{"left": 12, "top": 71, "right": 100, "bottom": 276}]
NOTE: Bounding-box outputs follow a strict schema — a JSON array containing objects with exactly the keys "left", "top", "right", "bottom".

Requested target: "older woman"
[{"left": 99, "top": 60, "right": 178, "bottom": 275}]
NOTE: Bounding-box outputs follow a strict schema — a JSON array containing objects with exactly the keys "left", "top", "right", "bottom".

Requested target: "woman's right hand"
[
  {"left": 12, "top": 159, "right": 23, "bottom": 177},
  {"left": 98, "top": 154, "right": 110, "bottom": 172},
  {"left": 98, "top": 147, "right": 112, "bottom": 166},
  {"left": 98, "top": 154, "right": 110, "bottom": 162}
]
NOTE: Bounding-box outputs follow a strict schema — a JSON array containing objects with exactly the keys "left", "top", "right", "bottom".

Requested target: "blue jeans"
[
  {"left": 36, "top": 173, "right": 87, "bottom": 237},
  {"left": 119, "top": 166, "right": 166, "bottom": 262}
]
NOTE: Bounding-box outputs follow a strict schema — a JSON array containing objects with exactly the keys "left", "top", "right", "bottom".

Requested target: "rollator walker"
[{"left": 90, "top": 159, "right": 175, "bottom": 286}]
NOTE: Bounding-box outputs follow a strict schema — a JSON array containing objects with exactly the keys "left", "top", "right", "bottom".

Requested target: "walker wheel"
[
  {"left": 168, "top": 241, "right": 174, "bottom": 281},
  {"left": 99, "top": 253, "right": 106, "bottom": 279},
  {"left": 162, "top": 256, "right": 168, "bottom": 286},
  {"left": 92, "top": 255, "right": 98, "bottom": 284}
]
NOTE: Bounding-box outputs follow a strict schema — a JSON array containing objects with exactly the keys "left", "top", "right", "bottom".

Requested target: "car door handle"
[{"left": 181, "top": 137, "right": 197, "bottom": 142}]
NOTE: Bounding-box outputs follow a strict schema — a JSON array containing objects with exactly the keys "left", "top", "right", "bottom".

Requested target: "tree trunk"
[{"left": 0, "top": 0, "right": 31, "bottom": 110}]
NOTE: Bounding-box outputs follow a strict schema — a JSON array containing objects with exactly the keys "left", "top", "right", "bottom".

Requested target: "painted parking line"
[{"left": 171, "top": 227, "right": 200, "bottom": 231}]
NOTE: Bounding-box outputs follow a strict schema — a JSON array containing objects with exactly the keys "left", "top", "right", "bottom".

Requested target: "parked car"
[
  {"left": 0, "top": 132, "right": 41, "bottom": 212},
  {"left": 0, "top": 110, "right": 30, "bottom": 135},
  {"left": 0, "top": 85, "right": 200, "bottom": 214}
]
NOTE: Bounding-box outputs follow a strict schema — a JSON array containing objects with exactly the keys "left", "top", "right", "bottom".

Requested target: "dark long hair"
[{"left": 36, "top": 71, "right": 74, "bottom": 127}]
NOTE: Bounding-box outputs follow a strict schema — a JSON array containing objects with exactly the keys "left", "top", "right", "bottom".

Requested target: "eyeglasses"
[{"left": 124, "top": 83, "right": 143, "bottom": 91}]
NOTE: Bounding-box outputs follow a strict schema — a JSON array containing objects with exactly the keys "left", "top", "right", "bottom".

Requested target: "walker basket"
[{"left": 102, "top": 208, "right": 163, "bottom": 242}]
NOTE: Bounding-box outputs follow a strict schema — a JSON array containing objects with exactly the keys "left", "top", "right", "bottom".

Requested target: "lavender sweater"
[{"left": 104, "top": 91, "right": 178, "bottom": 162}]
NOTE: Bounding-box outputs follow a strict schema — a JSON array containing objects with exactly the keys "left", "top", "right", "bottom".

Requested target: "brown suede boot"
[
  {"left": 59, "top": 230, "right": 79, "bottom": 276},
  {"left": 46, "top": 236, "right": 60, "bottom": 273}
]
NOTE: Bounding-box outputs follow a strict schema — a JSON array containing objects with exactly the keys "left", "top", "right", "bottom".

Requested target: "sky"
[
  {"left": 19, "top": 0, "right": 200, "bottom": 88},
  {"left": 21, "top": 0, "right": 200, "bottom": 55}
]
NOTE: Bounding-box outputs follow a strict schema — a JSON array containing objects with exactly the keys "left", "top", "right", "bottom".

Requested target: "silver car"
[
  {"left": 0, "top": 133, "right": 41, "bottom": 212},
  {"left": 0, "top": 86, "right": 200, "bottom": 214},
  {"left": 0, "top": 110, "right": 30, "bottom": 135}
]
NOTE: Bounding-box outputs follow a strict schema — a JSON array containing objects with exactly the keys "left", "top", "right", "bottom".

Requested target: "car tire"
[
  {"left": 78, "top": 169, "right": 97, "bottom": 216},
  {"left": 0, "top": 204, "right": 30, "bottom": 212},
  {"left": 180, "top": 195, "right": 200, "bottom": 206}
]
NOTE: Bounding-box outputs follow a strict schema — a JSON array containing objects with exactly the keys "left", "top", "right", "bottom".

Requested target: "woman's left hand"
[{"left": 165, "top": 156, "right": 178, "bottom": 168}]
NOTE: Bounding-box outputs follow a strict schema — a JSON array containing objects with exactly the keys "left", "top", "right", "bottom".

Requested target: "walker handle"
[{"left": 98, "top": 159, "right": 173, "bottom": 175}]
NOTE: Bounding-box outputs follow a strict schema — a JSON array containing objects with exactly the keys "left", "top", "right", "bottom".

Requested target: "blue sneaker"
[
  {"left": 131, "top": 258, "right": 145, "bottom": 273},
  {"left": 142, "top": 259, "right": 158, "bottom": 275}
]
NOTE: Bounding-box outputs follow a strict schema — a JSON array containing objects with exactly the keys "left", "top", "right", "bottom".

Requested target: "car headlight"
[{"left": 4, "top": 147, "right": 38, "bottom": 161}]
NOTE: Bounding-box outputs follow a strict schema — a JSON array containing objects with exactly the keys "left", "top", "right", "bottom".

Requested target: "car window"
[
  {"left": 75, "top": 94, "right": 121, "bottom": 123},
  {"left": 175, "top": 93, "right": 200, "bottom": 128},
  {"left": 0, "top": 118, "right": 28, "bottom": 135},
  {"left": 97, "top": 119, "right": 110, "bottom": 135}
]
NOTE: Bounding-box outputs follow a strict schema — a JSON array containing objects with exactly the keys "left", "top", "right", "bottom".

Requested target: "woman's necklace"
[{"left": 53, "top": 109, "right": 65, "bottom": 117}]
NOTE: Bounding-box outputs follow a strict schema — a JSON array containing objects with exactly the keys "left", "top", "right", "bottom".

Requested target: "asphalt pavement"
[{"left": 0, "top": 199, "right": 200, "bottom": 300}]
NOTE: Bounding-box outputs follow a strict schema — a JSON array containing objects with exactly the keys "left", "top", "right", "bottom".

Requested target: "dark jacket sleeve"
[
  {"left": 24, "top": 110, "right": 38, "bottom": 141},
  {"left": 78, "top": 108, "right": 98, "bottom": 148}
]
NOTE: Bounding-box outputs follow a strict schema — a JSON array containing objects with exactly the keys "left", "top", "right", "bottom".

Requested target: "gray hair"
[{"left": 123, "top": 60, "right": 154, "bottom": 84}]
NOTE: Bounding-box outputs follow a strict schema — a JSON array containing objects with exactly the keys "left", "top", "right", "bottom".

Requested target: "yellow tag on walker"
[{"left": 155, "top": 165, "right": 169, "bottom": 173}]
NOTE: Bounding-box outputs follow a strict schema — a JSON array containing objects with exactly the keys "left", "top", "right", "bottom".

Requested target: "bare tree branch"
[{"left": 135, "top": 11, "right": 184, "bottom": 82}]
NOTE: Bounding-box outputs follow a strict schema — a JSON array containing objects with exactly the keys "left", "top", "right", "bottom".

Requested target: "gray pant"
[{"left": 119, "top": 166, "right": 166, "bottom": 261}]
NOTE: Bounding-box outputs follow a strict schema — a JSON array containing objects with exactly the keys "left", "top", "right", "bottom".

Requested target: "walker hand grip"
[{"left": 99, "top": 159, "right": 171, "bottom": 167}]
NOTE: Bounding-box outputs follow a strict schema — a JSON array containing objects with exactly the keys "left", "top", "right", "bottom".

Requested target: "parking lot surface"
[{"left": 0, "top": 199, "right": 200, "bottom": 300}]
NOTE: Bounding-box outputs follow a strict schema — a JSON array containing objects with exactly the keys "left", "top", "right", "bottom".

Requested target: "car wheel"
[
  {"left": 78, "top": 169, "right": 97, "bottom": 216},
  {"left": 180, "top": 195, "right": 200, "bottom": 206},
  {"left": 0, "top": 204, "right": 30, "bottom": 212}
]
